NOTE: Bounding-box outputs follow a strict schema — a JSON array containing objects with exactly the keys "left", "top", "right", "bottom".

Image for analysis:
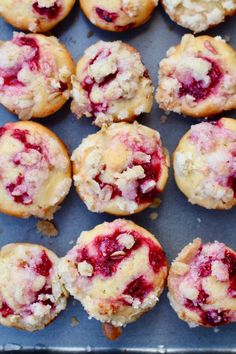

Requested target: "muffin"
[
  {"left": 80, "top": 0, "right": 158, "bottom": 32},
  {"left": 173, "top": 118, "right": 236, "bottom": 210},
  {"left": 156, "top": 34, "right": 236, "bottom": 118},
  {"left": 161, "top": 0, "right": 236, "bottom": 33},
  {"left": 59, "top": 219, "right": 168, "bottom": 337},
  {"left": 168, "top": 238, "right": 236, "bottom": 327},
  {"left": 0, "top": 121, "right": 71, "bottom": 219},
  {"left": 0, "top": 32, "right": 75, "bottom": 120},
  {"left": 71, "top": 122, "right": 169, "bottom": 215},
  {"left": 0, "top": 243, "right": 67, "bottom": 331},
  {"left": 71, "top": 40, "right": 154, "bottom": 127},
  {"left": 0, "top": 0, "right": 75, "bottom": 33}
]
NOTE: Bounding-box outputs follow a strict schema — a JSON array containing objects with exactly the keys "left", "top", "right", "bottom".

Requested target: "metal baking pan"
[{"left": 0, "top": 3, "right": 236, "bottom": 353}]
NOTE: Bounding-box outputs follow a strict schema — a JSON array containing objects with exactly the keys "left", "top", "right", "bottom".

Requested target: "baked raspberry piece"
[
  {"left": 161, "top": 0, "right": 236, "bottom": 33},
  {"left": 0, "top": 121, "right": 71, "bottom": 219},
  {"left": 0, "top": 0, "right": 75, "bottom": 33},
  {"left": 79, "top": 0, "right": 158, "bottom": 32},
  {"left": 71, "top": 122, "right": 169, "bottom": 216},
  {"left": 0, "top": 243, "right": 67, "bottom": 331},
  {"left": 173, "top": 117, "right": 236, "bottom": 210},
  {"left": 168, "top": 238, "right": 236, "bottom": 327},
  {"left": 156, "top": 35, "right": 236, "bottom": 118},
  {"left": 0, "top": 32, "right": 75, "bottom": 120},
  {"left": 59, "top": 219, "right": 168, "bottom": 338},
  {"left": 71, "top": 40, "right": 154, "bottom": 127}
]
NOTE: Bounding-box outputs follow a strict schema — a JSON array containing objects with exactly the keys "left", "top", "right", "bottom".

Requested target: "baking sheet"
[{"left": 0, "top": 3, "right": 236, "bottom": 352}]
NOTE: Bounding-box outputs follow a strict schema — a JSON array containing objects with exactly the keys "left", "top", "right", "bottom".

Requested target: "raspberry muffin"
[
  {"left": 71, "top": 41, "right": 154, "bottom": 127},
  {"left": 59, "top": 219, "right": 168, "bottom": 336},
  {"left": 161, "top": 0, "right": 236, "bottom": 33},
  {"left": 173, "top": 118, "right": 236, "bottom": 210},
  {"left": 156, "top": 34, "right": 236, "bottom": 118},
  {"left": 71, "top": 122, "right": 169, "bottom": 215},
  {"left": 80, "top": 0, "right": 158, "bottom": 32},
  {"left": 0, "top": 0, "right": 75, "bottom": 33},
  {"left": 168, "top": 238, "right": 236, "bottom": 327},
  {"left": 0, "top": 121, "right": 71, "bottom": 219},
  {"left": 0, "top": 243, "right": 67, "bottom": 331},
  {"left": 0, "top": 32, "right": 75, "bottom": 120}
]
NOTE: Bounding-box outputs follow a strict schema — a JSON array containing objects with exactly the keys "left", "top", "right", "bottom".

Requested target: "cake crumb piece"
[
  {"left": 71, "top": 316, "right": 79, "bottom": 327},
  {"left": 160, "top": 115, "right": 168, "bottom": 124},
  {"left": 36, "top": 220, "right": 58, "bottom": 237},
  {"left": 149, "top": 212, "right": 158, "bottom": 220},
  {"left": 197, "top": 218, "right": 202, "bottom": 223},
  {"left": 87, "top": 30, "right": 94, "bottom": 38},
  {"left": 214, "top": 327, "right": 220, "bottom": 333},
  {"left": 69, "top": 240, "right": 75, "bottom": 245},
  {"left": 149, "top": 198, "right": 162, "bottom": 209}
]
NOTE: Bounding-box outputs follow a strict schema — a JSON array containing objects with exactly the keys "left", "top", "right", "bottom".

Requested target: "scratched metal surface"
[{"left": 0, "top": 3, "right": 236, "bottom": 353}]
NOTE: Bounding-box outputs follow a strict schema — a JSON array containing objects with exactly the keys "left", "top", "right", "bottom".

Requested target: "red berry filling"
[
  {"left": 36, "top": 284, "right": 54, "bottom": 308},
  {"left": 123, "top": 276, "right": 154, "bottom": 302},
  {"left": 76, "top": 228, "right": 166, "bottom": 278},
  {"left": 32, "top": 1, "right": 61, "bottom": 20},
  {"left": 34, "top": 251, "right": 53, "bottom": 277},
  {"left": 178, "top": 58, "right": 223, "bottom": 102},
  {"left": 0, "top": 127, "right": 7, "bottom": 137},
  {"left": 93, "top": 148, "right": 163, "bottom": 205},
  {"left": 0, "top": 302, "right": 14, "bottom": 318},
  {"left": 0, "top": 37, "right": 40, "bottom": 88},
  {"left": 59, "top": 81, "right": 68, "bottom": 92},
  {"left": 15, "top": 37, "right": 40, "bottom": 71},
  {"left": 6, "top": 175, "right": 32, "bottom": 205},
  {"left": 115, "top": 23, "right": 135, "bottom": 31},
  {"left": 185, "top": 287, "right": 209, "bottom": 311},
  {"left": 11, "top": 129, "right": 43, "bottom": 154},
  {"left": 95, "top": 7, "right": 118, "bottom": 23},
  {"left": 223, "top": 250, "right": 236, "bottom": 297},
  {"left": 202, "top": 310, "right": 230, "bottom": 326},
  {"left": 227, "top": 176, "right": 236, "bottom": 198}
]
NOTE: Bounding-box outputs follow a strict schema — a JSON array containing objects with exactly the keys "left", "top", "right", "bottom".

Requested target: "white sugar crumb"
[
  {"left": 214, "top": 327, "right": 220, "bottom": 333},
  {"left": 149, "top": 198, "right": 162, "bottom": 209},
  {"left": 117, "top": 233, "right": 135, "bottom": 249},
  {"left": 36, "top": 220, "right": 58, "bottom": 237},
  {"left": 160, "top": 115, "right": 168, "bottom": 124},
  {"left": 77, "top": 261, "right": 93, "bottom": 277},
  {"left": 70, "top": 316, "right": 79, "bottom": 327},
  {"left": 197, "top": 218, "right": 202, "bottom": 223},
  {"left": 69, "top": 240, "right": 75, "bottom": 245},
  {"left": 149, "top": 212, "right": 159, "bottom": 221}
]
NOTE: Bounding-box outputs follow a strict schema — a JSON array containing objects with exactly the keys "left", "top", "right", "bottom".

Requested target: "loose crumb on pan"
[
  {"left": 149, "top": 198, "right": 162, "bottom": 209},
  {"left": 36, "top": 220, "right": 58, "bottom": 237},
  {"left": 197, "top": 218, "right": 202, "bottom": 223},
  {"left": 149, "top": 212, "right": 159, "bottom": 221},
  {"left": 87, "top": 30, "right": 94, "bottom": 38},
  {"left": 70, "top": 316, "right": 79, "bottom": 327},
  {"left": 160, "top": 115, "right": 168, "bottom": 124},
  {"left": 102, "top": 323, "right": 122, "bottom": 341},
  {"left": 69, "top": 240, "right": 75, "bottom": 245}
]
